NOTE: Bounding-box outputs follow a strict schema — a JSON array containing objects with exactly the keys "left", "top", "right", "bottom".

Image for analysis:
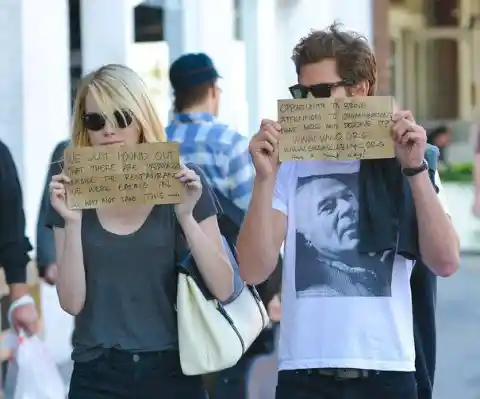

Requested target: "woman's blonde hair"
[{"left": 71, "top": 64, "right": 165, "bottom": 147}]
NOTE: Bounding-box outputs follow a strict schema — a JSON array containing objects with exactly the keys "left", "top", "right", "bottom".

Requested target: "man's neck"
[{"left": 178, "top": 105, "right": 211, "bottom": 115}]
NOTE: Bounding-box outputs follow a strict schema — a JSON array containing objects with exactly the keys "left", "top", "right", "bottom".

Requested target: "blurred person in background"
[
  {"left": 412, "top": 122, "right": 451, "bottom": 399},
  {"left": 166, "top": 52, "right": 282, "bottom": 398},
  {"left": 410, "top": 173, "right": 450, "bottom": 399},
  {"left": 210, "top": 267, "right": 282, "bottom": 399},
  {"left": 36, "top": 140, "right": 70, "bottom": 284},
  {"left": 166, "top": 52, "right": 254, "bottom": 212},
  {"left": 200, "top": 179, "right": 283, "bottom": 399},
  {"left": 0, "top": 139, "right": 39, "bottom": 334},
  {"left": 427, "top": 125, "right": 452, "bottom": 169}
]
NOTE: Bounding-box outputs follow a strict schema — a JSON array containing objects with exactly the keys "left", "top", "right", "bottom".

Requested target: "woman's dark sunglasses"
[
  {"left": 289, "top": 80, "right": 354, "bottom": 99},
  {"left": 82, "top": 109, "right": 133, "bottom": 131}
]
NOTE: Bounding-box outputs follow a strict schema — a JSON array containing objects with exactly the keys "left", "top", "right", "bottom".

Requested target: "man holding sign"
[{"left": 237, "top": 23, "right": 459, "bottom": 399}]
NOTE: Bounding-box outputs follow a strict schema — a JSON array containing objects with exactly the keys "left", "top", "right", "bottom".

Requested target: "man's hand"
[
  {"left": 9, "top": 292, "right": 40, "bottom": 336},
  {"left": 44, "top": 263, "right": 58, "bottom": 285},
  {"left": 11, "top": 303, "right": 39, "bottom": 335},
  {"left": 249, "top": 119, "right": 282, "bottom": 181},
  {"left": 391, "top": 110, "right": 427, "bottom": 169}
]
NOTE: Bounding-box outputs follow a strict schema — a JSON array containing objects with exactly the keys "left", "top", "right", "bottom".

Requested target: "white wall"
[
  {"left": 80, "top": 0, "right": 135, "bottom": 73},
  {"left": 130, "top": 41, "right": 171, "bottom": 126},
  {"left": 0, "top": 0, "right": 71, "bottom": 248},
  {"left": 241, "top": 0, "right": 279, "bottom": 137},
  {"left": 241, "top": 0, "right": 373, "bottom": 138},
  {"left": 164, "top": 0, "right": 247, "bottom": 132},
  {"left": 277, "top": 0, "right": 373, "bottom": 92},
  {"left": 334, "top": 0, "right": 373, "bottom": 42}
]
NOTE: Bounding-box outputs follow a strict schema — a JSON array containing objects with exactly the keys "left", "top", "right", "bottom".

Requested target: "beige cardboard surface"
[
  {"left": 64, "top": 142, "right": 183, "bottom": 209},
  {"left": 278, "top": 96, "right": 395, "bottom": 161}
]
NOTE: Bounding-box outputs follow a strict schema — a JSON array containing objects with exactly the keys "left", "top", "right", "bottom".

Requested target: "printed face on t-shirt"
[
  {"left": 296, "top": 176, "right": 359, "bottom": 260},
  {"left": 294, "top": 172, "right": 395, "bottom": 297}
]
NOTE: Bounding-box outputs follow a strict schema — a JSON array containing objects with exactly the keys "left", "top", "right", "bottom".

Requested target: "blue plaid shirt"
[{"left": 166, "top": 112, "right": 254, "bottom": 211}]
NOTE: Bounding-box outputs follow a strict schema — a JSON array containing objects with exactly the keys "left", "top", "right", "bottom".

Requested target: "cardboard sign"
[
  {"left": 63, "top": 142, "right": 183, "bottom": 209},
  {"left": 277, "top": 96, "right": 395, "bottom": 161}
]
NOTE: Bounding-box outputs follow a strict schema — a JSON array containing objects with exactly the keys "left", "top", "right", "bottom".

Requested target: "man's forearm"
[
  {"left": 409, "top": 171, "right": 460, "bottom": 276},
  {"left": 237, "top": 177, "right": 278, "bottom": 285},
  {"left": 9, "top": 283, "right": 29, "bottom": 302}
]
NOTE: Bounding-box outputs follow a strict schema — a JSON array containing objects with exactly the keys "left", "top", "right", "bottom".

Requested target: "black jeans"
[
  {"left": 275, "top": 369, "right": 417, "bottom": 399},
  {"left": 211, "top": 326, "right": 278, "bottom": 398},
  {"left": 69, "top": 349, "right": 207, "bottom": 399}
]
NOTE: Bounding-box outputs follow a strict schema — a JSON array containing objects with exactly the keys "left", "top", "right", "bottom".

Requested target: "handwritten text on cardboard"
[
  {"left": 63, "top": 142, "right": 183, "bottom": 209},
  {"left": 277, "top": 96, "right": 395, "bottom": 161}
]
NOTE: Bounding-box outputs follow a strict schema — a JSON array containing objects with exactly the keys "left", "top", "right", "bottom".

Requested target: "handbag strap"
[{"left": 172, "top": 167, "right": 269, "bottom": 347}]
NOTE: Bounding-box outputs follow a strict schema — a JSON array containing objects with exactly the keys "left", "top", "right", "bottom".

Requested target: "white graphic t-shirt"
[{"left": 273, "top": 160, "right": 417, "bottom": 372}]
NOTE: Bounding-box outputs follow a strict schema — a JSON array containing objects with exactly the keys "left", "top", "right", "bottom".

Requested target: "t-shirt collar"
[{"left": 173, "top": 112, "right": 215, "bottom": 124}]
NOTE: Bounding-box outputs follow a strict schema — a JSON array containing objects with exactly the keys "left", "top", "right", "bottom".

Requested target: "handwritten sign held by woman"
[
  {"left": 277, "top": 96, "right": 395, "bottom": 162},
  {"left": 63, "top": 142, "right": 183, "bottom": 209}
]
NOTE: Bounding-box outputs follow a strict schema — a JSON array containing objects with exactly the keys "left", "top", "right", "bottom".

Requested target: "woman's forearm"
[
  {"left": 56, "top": 220, "right": 86, "bottom": 315},
  {"left": 178, "top": 215, "right": 233, "bottom": 301}
]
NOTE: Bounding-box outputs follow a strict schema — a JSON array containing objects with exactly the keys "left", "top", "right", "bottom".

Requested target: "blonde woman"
[{"left": 47, "top": 64, "right": 234, "bottom": 398}]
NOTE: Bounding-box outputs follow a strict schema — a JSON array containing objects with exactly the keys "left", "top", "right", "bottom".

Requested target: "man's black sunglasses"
[
  {"left": 289, "top": 80, "right": 355, "bottom": 99},
  {"left": 82, "top": 109, "right": 133, "bottom": 131}
]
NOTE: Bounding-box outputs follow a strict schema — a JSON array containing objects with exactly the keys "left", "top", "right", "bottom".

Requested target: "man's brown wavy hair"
[{"left": 291, "top": 22, "right": 377, "bottom": 96}]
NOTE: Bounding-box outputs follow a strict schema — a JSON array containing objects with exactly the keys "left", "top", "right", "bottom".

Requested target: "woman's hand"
[
  {"left": 49, "top": 174, "right": 81, "bottom": 221},
  {"left": 174, "top": 165, "right": 202, "bottom": 220}
]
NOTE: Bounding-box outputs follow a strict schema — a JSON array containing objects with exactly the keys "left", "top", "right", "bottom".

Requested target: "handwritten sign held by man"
[
  {"left": 63, "top": 142, "right": 183, "bottom": 209},
  {"left": 277, "top": 96, "right": 395, "bottom": 161}
]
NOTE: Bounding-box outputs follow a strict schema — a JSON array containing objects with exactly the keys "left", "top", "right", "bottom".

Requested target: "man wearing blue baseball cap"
[{"left": 166, "top": 52, "right": 254, "bottom": 211}]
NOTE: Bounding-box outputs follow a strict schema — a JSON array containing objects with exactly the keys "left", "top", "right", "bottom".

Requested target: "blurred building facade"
[
  {"left": 389, "top": 0, "right": 480, "bottom": 123},
  {"left": 1, "top": 0, "right": 379, "bottom": 251},
  {"left": 389, "top": 0, "right": 480, "bottom": 165}
]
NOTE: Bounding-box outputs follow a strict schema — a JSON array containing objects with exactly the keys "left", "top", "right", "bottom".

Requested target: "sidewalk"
[{"left": 442, "top": 183, "right": 480, "bottom": 254}]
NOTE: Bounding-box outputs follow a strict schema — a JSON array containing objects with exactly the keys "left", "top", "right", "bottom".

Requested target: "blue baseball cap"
[{"left": 169, "top": 53, "right": 221, "bottom": 91}]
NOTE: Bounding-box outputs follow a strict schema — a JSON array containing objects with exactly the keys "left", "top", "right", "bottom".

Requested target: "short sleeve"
[
  {"left": 188, "top": 163, "right": 218, "bottom": 223},
  {"left": 272, "top": 164, "right": 290, "bottom": 215},
  {"left": 434, "top": 170, "right": 449, "bottom": 215}
]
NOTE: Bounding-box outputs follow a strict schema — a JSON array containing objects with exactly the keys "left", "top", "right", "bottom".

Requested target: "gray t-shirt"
[{"left": 46, "top": 164, "right": 217, "bottom": 361}]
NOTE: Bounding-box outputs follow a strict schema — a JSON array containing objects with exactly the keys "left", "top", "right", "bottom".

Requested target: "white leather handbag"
[{"left": 176, "top": 240, "right": 270, "bottom": 376}]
